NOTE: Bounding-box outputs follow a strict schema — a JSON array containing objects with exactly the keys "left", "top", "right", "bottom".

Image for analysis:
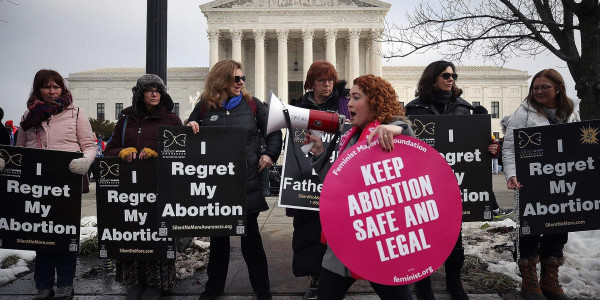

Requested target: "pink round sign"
[{"left": 320, "top": 135, "right": 462, "bottom": 285}]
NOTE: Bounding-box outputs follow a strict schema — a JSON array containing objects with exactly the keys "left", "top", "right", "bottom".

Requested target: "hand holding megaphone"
[
  {"left": 265, "top": 92, "right": 345, "bottom": 136},
  {"left": 301, "top": 130, "right": 323, "bottom": 157}
]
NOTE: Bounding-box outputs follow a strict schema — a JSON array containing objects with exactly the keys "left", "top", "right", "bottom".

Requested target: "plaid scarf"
[{"left": 20, "top": 91, "right": 73, "bottom": 131}]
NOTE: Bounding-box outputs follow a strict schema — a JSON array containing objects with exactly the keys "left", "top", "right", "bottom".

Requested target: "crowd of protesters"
[{"left": 0, "top": 60, "right": 581, "bottom": 300}]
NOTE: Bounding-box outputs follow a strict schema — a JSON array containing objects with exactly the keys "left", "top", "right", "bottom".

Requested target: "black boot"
[
  {"left": 126, "top": 284, "right": 145, "bottom": 300},
  {"left": 303, "top": 275, "right": 318, "bottom": 300},
  {"left": 445, "top": 245, "right": 469, "bottom": 300},
  {"left": 414, "top": 276, "right": 436, "bottom": 300}
]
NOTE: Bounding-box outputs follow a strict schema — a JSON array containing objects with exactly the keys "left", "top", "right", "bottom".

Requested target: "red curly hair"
[{"left": 352, "top": 75, "right": 404, "bottom": 124}]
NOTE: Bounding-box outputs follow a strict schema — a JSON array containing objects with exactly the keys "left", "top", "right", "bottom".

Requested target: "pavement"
[{"left": 0, "top": 173, "right": 521, "bottom": 300}]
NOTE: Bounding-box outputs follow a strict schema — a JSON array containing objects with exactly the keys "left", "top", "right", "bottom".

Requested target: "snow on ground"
[
  {"left": 80, "top": 216, "right": 98, "bottom": 241},
  {"left": 0, "top": 249, "right": 35, "bottom": 285},
  {"left": 1, "top": 216, "right": 599, "bottom": 299},
  {"left": 463, "top": 219, "right": 600, "bottom": 299}
]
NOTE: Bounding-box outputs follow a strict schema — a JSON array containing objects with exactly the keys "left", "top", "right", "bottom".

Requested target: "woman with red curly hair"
[{"left": 305, "top": 74, "right": 415, "bottom": 299}]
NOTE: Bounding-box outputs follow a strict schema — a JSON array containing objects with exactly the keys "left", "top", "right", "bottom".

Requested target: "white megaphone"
[{"left": 265, "top": 91, "right": 345, "bottom": 135}]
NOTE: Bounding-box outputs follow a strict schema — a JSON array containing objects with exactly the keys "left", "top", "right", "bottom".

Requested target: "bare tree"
[
  {"left": 0, "top": 0, "right": 19, "bottom": 23},
  {"left": 383, "top": 0, "right": 600, "bottom": 120}
]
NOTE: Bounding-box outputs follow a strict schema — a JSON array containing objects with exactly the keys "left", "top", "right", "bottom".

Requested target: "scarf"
[
  {"left": 338, "top": 119, "right": 381, "bottom": 154},
  {"left": 431, "top": 90, "right": 452, "bottom": 114},
  {"left": 222, "top": 94, "right": 243, "bottom": 111},
  {"left": 20, "top": 91, "right": 73, "bottom": 131}
]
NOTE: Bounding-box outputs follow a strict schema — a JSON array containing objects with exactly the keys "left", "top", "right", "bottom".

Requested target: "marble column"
[
  {"left": 344, "top": 38, "right": 350, "bottom": 81},
  {"left": 277, "top": 28, "right": 289, "bottom": 102},
  {"left": 302, "top": 28, "right": 314, "bottom": 83},
  {"left": 253, "top": 29, "right": 266, "bottom": 102},
  {"left": 365, "top": 42, "right": 371, "bottom": 76},
  {"left": 325, "top": 28, "right": 337, "bottom": 68},
  {"left": 207, "top": 28, "right": 220, "bottom": 68},
  {"left": 348, "top": 28, "right": 360, "bottom": 82},
  {"left": 231, "top": 29, "right": 243, "bottom": 62},
  {"left": 370, "top": 28, "right": 383, "bottom": 76}
]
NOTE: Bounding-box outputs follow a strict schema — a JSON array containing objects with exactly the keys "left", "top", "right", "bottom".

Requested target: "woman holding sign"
[
  {"left": 287, "top": 60, "right": 351, "bottom": 299},
  {"left": 104, "top": 74, "right": 182, "bottom": 300},
  {"left": 186, "top": 60, "right": 282, "bottom": 300},
  {"left": 405, "top": 60, "right": 506, "bottom": 300},
  {"left": 306, "top": 74, "right": 415, "bottom": 300},
  {"left": 15, "top": 69, "right": 96, "bottom": 300},
  {"left": 503, "top": 69, "right": 579, "bottom": 300}
]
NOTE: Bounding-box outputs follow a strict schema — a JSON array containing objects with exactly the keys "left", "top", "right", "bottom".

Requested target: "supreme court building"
[{"left": 68, "top": 0, "right": 530, "bottom": 138}]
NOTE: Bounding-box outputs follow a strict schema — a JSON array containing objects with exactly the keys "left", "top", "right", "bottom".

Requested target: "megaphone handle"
[{"left": 282, "top": 108, "right": 315, "bottom": 178}]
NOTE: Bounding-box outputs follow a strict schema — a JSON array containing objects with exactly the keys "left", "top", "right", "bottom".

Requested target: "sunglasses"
[
  {"left": 441, "top": 73, "right": 458, "bottom": 80},
  {"left": 234, "top": 75, "right": 246, "bottom": 83}
]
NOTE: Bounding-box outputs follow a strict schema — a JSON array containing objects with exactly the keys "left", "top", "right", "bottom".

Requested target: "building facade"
[{"left": 67, "top": 0, "right": 530, "bottom": 138}]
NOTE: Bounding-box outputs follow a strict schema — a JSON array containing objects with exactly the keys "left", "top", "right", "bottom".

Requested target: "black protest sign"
[
  {"left": 95, "top": 157, "right": 176, "bottom": 260},
  {"left": 157, "top": 126, "right": 247, "bottom": 237},
  {"left": 278, "top": 125, "right": 351, "bottom": 210},
  {"left": 0, "top": 146, "right": 82, "bottom": 252},
  {"left": 408, "top": 115, "right": 494, "bottom": 222},
  {"left": 514, "top": 120, "right": 600, "bottom": 235}
]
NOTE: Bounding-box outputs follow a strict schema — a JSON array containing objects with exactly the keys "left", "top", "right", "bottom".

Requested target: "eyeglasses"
[
  {"left": 441, "top": 73, "right": 458, "bottom": 80},
  {"left": 234, "top": 75, "right": 246, "bottom": 83},
  {"left": 315, "top": 78, "right": 334, "bottom": 85},
  {"left": 532, "top": 85, "right": 553, "bottom": 92},
  {"left": 144, "top": 89, "right": 160, "bottom": 95}
]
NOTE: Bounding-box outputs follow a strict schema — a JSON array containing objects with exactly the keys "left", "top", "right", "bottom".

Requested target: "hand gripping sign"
[{"left": 319, "top": 136, "right": 462, "bottom": 285}]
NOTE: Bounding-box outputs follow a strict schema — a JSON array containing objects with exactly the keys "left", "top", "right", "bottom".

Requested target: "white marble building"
[{"left": 67, "top": 0, "right": 530, "bottom": 138}]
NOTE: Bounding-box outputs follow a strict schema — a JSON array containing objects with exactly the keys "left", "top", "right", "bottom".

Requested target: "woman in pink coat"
[{"left": 17, "top": 69, "right": 96, "bottom": 300}]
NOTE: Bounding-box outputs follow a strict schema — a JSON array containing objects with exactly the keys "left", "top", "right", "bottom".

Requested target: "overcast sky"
[{"left": 0, "top": 0, "right": 575, "bottom": 124}]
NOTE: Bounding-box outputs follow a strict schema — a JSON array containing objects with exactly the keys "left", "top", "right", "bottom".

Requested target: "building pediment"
[{"left": 201, "top": 0, "right": 390, "bottom": 10}]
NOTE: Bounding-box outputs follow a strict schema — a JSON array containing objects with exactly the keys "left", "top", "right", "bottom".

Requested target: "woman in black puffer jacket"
[
  {"left": 406, "top": 61, "right": 476, "bottom": 300},
  {"left": 406, "top": 61, "right": 501, "bottom": 300},
  {"left": 187, "top": 60, "right": 282, "bottom": 300}
]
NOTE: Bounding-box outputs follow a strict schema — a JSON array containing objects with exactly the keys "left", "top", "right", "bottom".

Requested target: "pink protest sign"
[{"left": 320, "top": 135, "right": 462, "bottom": 285}]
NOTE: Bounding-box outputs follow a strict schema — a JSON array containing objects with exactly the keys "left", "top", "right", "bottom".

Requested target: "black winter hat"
[{"left": 131, "top": 74, "right": 174, "bottom": 112}]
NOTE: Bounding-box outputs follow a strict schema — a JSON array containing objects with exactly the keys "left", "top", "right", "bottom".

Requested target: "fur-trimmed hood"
[{"left": 131, "top": 74, "right": 174, "bottom": 113}]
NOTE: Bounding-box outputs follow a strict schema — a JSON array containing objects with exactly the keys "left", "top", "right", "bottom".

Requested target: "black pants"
[
  {"left": 318, "top": 268, "right": 413, "bottom": 300},
  {"left": 414, "top": 229, "right": 464, "bottom": 291},
  {"left": 519, "top": 232, "right": 568, "bottom": 259},
  {"left": 205, "top": 212, "right": 270, "bottom": 295},
  {"left": 34, "top": 251, "right": 77, "bottom": 290},
  {"left": 292, "top": 209, "right": 326, "bottom": 277}
]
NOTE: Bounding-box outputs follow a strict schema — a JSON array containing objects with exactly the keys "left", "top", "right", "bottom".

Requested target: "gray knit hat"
[{"left": 131, "top": 74, "right": 174, "bottom": 112}]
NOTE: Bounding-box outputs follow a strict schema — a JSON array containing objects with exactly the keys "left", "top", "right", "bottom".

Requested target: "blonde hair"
[{"left": 200, "top": 60, "right": 252, "bottom": 111}]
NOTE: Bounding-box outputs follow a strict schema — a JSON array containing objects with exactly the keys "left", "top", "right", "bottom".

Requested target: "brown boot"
[
  {"left": 540, "top": 257, "right": 572, "bottom": 300},
  {"left": 518, "top": 256, "right": 547, "bottom": 300}
]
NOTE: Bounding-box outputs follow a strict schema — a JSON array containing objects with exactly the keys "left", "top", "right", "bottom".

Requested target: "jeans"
[{"left": 519, "top": 232, "right": 568, "bottom": 259}]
